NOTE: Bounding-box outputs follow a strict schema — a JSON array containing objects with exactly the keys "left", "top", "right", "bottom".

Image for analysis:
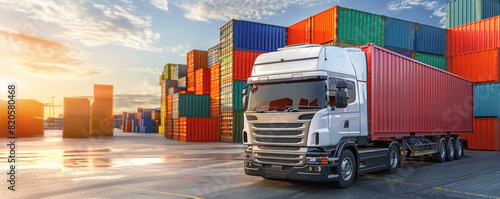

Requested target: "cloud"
[
  {"left": 0, "top": 30, "right": 106, "bottom": 79},
  {"left": 165, "top": 44, "right": 191, "bottom": 57},
  {"left": 387, "top": 0, "right": 445, "bottom": 26},
  {"left": 171, "top": 0, "right": 336, "bottom": 22},
  {"left": 0, "top": 0, "right": 163, "bottom": 52},
  {"left": 114, "top": 93, "right": 160, "bottom": 112}
]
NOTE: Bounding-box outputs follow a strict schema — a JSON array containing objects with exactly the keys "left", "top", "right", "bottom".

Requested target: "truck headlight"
[
  {"left": 244, "top": 152, "right": 253, "bottom": 160},
  {"left": 306, "top": 156, "right": 328, "bottom": 165}
]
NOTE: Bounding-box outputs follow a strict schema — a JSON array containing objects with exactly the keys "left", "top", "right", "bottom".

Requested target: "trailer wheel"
[
  {"left": 334, "top": 149, "right": 356, "bottom": 188},
  {"left": 446, "top": 138, "right": 455, "bottom": 161},
  {"left": 386, "top": 145, "right": 400, "bottom": 174},
  {"left": 455, "top": 138, "right": 463, "bottom": 160},
  {"left": 432, "top": 139, "right": 446, "bottom": 163}
]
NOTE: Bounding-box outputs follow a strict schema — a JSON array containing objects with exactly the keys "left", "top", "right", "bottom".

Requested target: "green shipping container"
[
  {"left": 412, "top": 52, "right": 447, "bottom": 71},
  {"left": 233, "top": 111, "right": 244, "bottom": 143},
  {"left": 446, "top": 0, "right": 500, "bottom": 28},
  {"left": 172, "top": 94, "right": 210, "bottom": 118},
  {"left": 221, "top": 81, "right": 247, "bottom": 111},
  {"left": 337, "top": 7, "right": 384, "bottom": 46}
]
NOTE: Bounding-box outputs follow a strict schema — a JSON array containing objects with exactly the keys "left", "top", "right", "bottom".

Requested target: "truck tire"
[
  {"left": 455, "top": 138, "right": 463, "bottom": 160},
  {"left": 334, "top": 149, "right": 356, "bottom": 188},
  {"left": 446, "top": 138, "right": 455, "bottom": 161},
  {"left": 432, "top": 139, "right": 446, "bottom": 163},
  {"left": 386, "top": 145, "right": 400, "bottom": 174}
]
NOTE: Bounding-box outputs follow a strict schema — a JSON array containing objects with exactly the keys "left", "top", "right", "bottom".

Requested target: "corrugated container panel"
[
  {"left": 446, "top": 0, "right": 500, "bottom": 28},
  {"left": 165, "top": 119, "right": 173, "bottom": 139},
  {"left": 163, "top": 64, "right": 175, "bottom": 80},
  {"left": 187, "top": 71, "right": 195, "bottom": 92},
  {"left": 474, "top": 82, "right": 500, "bottom": 118},
  {"left": 311, "top": 6, "right": 337, "bottom": 44},
  {"left": 231, "top": 20, "right": 287, "bottom": 52},
  {"left": 63, "top": 118, "right": 89, "bottom": 138},
  {"left": 414, "top": 24, "right": 447, "bottom": 55},
  {"left": 90, "top": 118, "right": 113, "bottom": 137},
  {"left": 168, "top": 87, "right": 186, "bottom": 95},
  {"left": 358, "top": 44, "right": 473, "bottom": 137},
  {"left": 172, "top": 94, "right": 210, "bottom": 118},
  {"left": 94, "top": 84, "right": 113, "bottom": 101},
  {"left": 167, "top": 94, "right": 173, "bottom": 119},
  {"left": 383, "top": 17, "right": 415, "bottom": 50},
  {"left": 179, "top": 117, "right": 219, "bottom": 142},
  {"left": 195, "top": 68, "right": 211, "bottom": 95},
  {"left": 288, "top": 17, "right": 311, "bottom": 45},
  {"left": 208, "top": 44, "right": 221, "bottom": 67},
  {"left": 178, "top": 76, "right": 187, "bottom": 88},
  {"left": 64, "top": 97, "right": 90, "bottom": 118},
  {"left": 211, "top": 64, "right": 220, "bottom": 117},
  {"left": 322, "top": 40, "right": 360, "bottom": 48},
  {"left": 232, "top": 50, "right": 265, "bottom": 81},
  {"left": 221, "top": 81, "right": 247, "bottom": 112},
  {"left": 337, "top": 7, "right": 383, "bottom": 46},
  {"left": 187, "top": 50, "right": 208, "bottom": 92},
  {"left": 172, "top": 118, "right": 179, "bottom": 140},
  {"left": 220, "top": 111, "right": 244, "bottom": 142},
  {"left": 385, "top": 47, "right": 412, "bottom": 58},
  {"left": 412, "top": 52, "right": 447, "bottom": 71},
  {"left": 447, "top": 48, "right": 500, "bottom": 82},
  {"left": 173, "top": 64, "right": 187, "bottom": 80},
  {"left": 460, "top": 118, "right": 499, "bottom": 151},
  {"left": 447, "top": 16, "right": 500, "bottom": 56},
  {"left": 162, "top": 79, "right": 178, "bottom": 91},
  {"left": 91, "top": 101, "right": 113, "bottom": 118}
]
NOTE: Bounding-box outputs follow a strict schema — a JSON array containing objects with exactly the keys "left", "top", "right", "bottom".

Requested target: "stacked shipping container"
[
  {"left": 90, "top": 85, "right": 113, "bottom": 137},
  {"left": 187, "top": 50, "right": 208, "bottom": 93},
  {"left": 220, "top": 19, "right": 286, "bottom": 142},
  {"left": 446, "top": 0, "right": 500, "bottom": 28},
  {"left": 63, "top": 98, "right": 90, "bottom": 138}
]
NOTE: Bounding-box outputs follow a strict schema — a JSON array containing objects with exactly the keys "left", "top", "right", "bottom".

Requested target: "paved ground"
[{"left": 0, "top": 130, "right": 499, "bottom": 199}]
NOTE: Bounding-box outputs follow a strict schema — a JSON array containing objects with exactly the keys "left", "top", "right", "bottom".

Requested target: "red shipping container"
[
  {"left": 447, "top": 15, "right": 500, "bottom": 56},
  {"left": 460, "top": 118, "right": 499, "bottom": 151},
  {"left": 167, "top": 95, "right": 173, "bottom": 119},
  {"left": 165, "top": 119, "right": 173, "bottom": 139},
  {"left": 447, "top": 48, "right": 500, "bottom": 83},
  {"left": 187, "top": 50, "right": 208, "bottom": 92},
  {"left": 311, "top": 6, "right": 337, "bottom": 44},
  {"left": 172, "top": 118, "right": 179, "bottom": 140},
  {"left": 195, "top": 68, "right": 211, "bottom": 95},
  {"left": 269, "top": 98, "right": 293, "bottom": 111},
  {"left": 288, "top": 17, "right": 311, "bottom": 45},
  {"left": 233, "top": 49, "right": 265, "bottom": 81},
  {"left": 358, "top": 44, "right": 474, "bottom": 137},
  {"left": 179, "top": 117, "right": 219, "bottom": 142}
]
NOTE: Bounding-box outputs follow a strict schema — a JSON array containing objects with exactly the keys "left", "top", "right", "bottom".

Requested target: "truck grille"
[
  {"left": 251, "top": 122, "right": 308, "bottom": 146},
  {"left": 253, "top": 152, "right": 305, "bottom": 166}
]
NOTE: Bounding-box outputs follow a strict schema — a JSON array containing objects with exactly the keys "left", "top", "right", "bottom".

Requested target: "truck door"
[{"left": 328, "top": 78, "right": 360, "bottom": 144}]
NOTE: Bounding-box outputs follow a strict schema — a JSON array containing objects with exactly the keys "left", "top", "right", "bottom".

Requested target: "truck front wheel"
[
  {"left": 386, "top": 145, "right": 400, "bottom": 174},
  {"left": 334, "top": 149, "right": 356, "bottom": 188}
]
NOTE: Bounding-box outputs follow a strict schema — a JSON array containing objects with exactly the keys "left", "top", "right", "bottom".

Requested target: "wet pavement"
[{"left": 1, "top": 130, "right": 499, "bottom": 199}]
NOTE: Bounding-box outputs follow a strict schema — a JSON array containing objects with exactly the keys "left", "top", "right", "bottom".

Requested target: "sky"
[{"left": 0, "top": 0, "right": 449, "bottom": 117}]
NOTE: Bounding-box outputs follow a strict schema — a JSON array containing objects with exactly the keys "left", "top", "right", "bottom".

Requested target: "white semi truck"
[{"left": 242, "top": 44, "right": 474, "bottom": 188}]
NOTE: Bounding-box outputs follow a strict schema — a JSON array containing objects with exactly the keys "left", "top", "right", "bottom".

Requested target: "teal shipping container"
[
  {"left": 446, "top": 0, "right": 500, "bottom": 28},
  {"left": 474, "top": 82, "right": 500, "bottom": 118},
  {"left": 337, "top": 7, "right": 384, "bottom": 46},
  {"left": 221, "top": 81, "right": 247, "bottom": 112},
  {"left": 412, "top": 52, "right": 447, "bottom": 71},
  {"left": 414, "top": 24, "right": 447, "bottom": 56},
  {"left": 383, "top": 17, "right": 415, "bottom": 50},
  {"left": 172, "top": 94, "right": 210, "bottom": 118}
]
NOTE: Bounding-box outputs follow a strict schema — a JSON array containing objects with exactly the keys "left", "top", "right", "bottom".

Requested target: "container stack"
[
  {"left": 172, "top": 93, "right": 213, "bottom": 141},
  {"left": 445, "top": 0, "right": 500, "bottom": 28},
  {"left": 187, "top": 50, "right": 208, "bottom": 93},
  {"left": 446, "top": 15, "right": 500, "bottom": 151},
  {"left": 13, "top": 99, "right": 44, "bottom": 137},
  {"left": 113, "top": 115, "right": 121, "bottom": 129},
  {"left": 151, "top": 107, "right": 161, "bottom": 132},
  {"left": 208, "top": 44, "right": 220, "bottom": 68},
  {"left": 166, "top": 95, "right": 174, "bottom": 138},
  {"left": 195, "top": 68, "right": 210, "bottom": 95},
  {"left": 45, "top": 117, "right": 63, "bottom": 130},
  {"left": 63, "top": 98, "right": 90, "bottom": 138},
  {"left": 173, "top": 64, "right": 187, "bottom": 80},
  {"left": 90, "top": 84, "right": 113, "bottom": 137},
  {"left": 137, "top": 108, "right": 155, "bottom": 133},
  {"left": 287, "top": 6, "right": 447, "bottom": 70},
  {"left": 219, "top": 19, "right": 286, "bottom": 142},
  {"left": 159, "top": 79, "right": 178, "bottom": 134}
]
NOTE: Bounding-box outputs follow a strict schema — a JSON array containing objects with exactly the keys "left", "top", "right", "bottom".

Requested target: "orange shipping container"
[
  {"left": 312, "top": 6, "right": 337, "bottom": 44},
  {"left": 233, "top": 50, "right": 265, "bottom": 81},
  {"left": 288, "top": 17, "right": 311, "bottom": 45},
  {"left": 90, "top": 118, "right": 113, "bottom": 137},
  {"left": 165, "top": 119, "right": 173, "bottom": 139},
  {"left": 16, "top": 99, "right": 44, "bottom": 137},
  {"left": 195, "top": 68, "right": 211, "bottom": 95},
  {"left": 64, "top": 97, "right": 90, "bottom": 118},
  {"left": 210, "top": 64, "right": 220, "bottom": 117},
  {"left": 167, "top": 95, "right": 173, "bottom": 119},
  {"left": 447, "top": 48, "right": 500, "bottom": 83},
  {"left": 63, "top": 118, "right": 90, "bottom": 138},
  {"left": 461, "top": 118, "right": 499, "bottom": 151},
  {"left": 172, "top": 118, "right": 179, "bottom": 140},
  {"left": 447, "top": 16, "right": 500, "bottom": 56},
  {"left": 91, "top": 101, "right": 113, "bottom": 118},
  {"left": 187, "top": 71, "right": 195, "bottom": 92},
  {"left": 179, "top": 117, "right": 219, "bottom": 142},
  {"left": 187, "top": 50, "right": 208, "bottom": 91},
  {"left": 94, "top": 84, "right": 113, "bottom": 101}
]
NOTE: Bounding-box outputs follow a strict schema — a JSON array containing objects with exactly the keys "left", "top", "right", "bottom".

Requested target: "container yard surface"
[{"left": 2, "top": 130, "right": 499, "bottom": 199}]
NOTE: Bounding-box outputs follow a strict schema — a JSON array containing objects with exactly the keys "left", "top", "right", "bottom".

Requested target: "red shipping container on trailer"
[
  {"left": 233, "top": 50, "right": 265, "bottom": 81},
  {"left": 195, "top": 68, "right": 211, "bottom": 95},
  {"left": 179, "top": 117, "right": 219, "bottom": 142},
  {"left": 358, "top": 44, "right": 474, "bottom": 137},
  {"left": 460, "top": 118, "right": 500, "bottom": 151},
  {"left": 447, "top": 15, "right": 500, "bottom": 56},
  {"left": 447, "top": 48, "right": 500, "bottom": 83},
  {"left": 288, "top": 18, "right": 311, "bottom": 45}
]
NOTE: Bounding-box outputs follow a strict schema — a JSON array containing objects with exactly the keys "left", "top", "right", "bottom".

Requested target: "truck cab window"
[
  {"left": 347, "top": 81, "right": 355, "bottom": 104},
  {"left": 328, "top": 78, "right": 338, "bottom": 107}
]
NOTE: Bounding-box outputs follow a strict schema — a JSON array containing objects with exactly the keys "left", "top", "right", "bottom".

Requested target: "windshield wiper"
[{"left": 286, "top": 105, "right": 322, "bottom": 112}]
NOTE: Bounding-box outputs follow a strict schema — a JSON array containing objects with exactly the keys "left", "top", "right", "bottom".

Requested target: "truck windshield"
[{"left": 248, "top": 80, "right": 326, "bottom": 112}]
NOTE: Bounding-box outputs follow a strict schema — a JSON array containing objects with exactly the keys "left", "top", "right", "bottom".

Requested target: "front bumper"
[{"left": 244, "top": 160, "right": 339, "bottom": 182}]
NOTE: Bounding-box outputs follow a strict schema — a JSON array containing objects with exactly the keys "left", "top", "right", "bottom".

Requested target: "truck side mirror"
[{"left": 336, "top": 90, "right": 348, "bottom": 108}]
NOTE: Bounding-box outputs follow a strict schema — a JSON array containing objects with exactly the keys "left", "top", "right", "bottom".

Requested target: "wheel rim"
[
  {"left": 449, "top": 140, "right": 454, "bottom": 158},
  {"left": 341, "top": 157, "right": 353, "bottom": 181},
  {"left": 440, "top": 142, "right": 446, "bottom": 159},
  {"left": 457, "top": 140, "right": 462, "bottom": 157},
  {"left": 390, "top": 150, "right": 398, "bottom": 168}
]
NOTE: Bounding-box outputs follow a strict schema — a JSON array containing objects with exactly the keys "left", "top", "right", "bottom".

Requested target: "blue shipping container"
[
  {"left": 383, "top": 17, "right": 415, "bottom": 50},
  {"left": 414, "top": 24, "right": 446, "bottom": 56},
  {"left": 233, "top": 20, "right": 287, "bottom": 52},
  {"left": 482, "top": 0, "right": 500, "bottom": 19},
  {"left": 474, "top": 83, "right": 500, "bottom": 118},
  {"left": 140, "top": 119, "right": 155, "bottom": 127},
  {"left": 139, "top": 127, "right": 156, "bottom": 133}
]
